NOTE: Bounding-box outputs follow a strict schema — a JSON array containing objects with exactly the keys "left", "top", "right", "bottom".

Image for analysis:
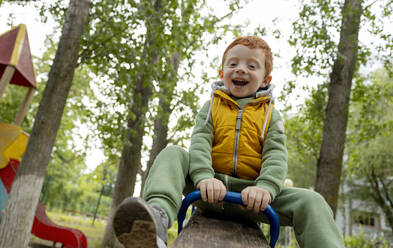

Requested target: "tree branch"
[
  {"left": 378, "top": 175, "right": 393, "bottom": 210},
  {"left": 363, "top": 0, "right": 379, "bottom": 10}
]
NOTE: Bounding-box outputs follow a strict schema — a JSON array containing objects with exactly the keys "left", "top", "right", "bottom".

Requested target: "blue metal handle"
[{"left": 177, "top": 190, "right": 280, "bottom": 248}]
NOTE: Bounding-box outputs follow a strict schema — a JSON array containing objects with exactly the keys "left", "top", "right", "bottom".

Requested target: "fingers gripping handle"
[{"left": 177, "top": 190, "right": 280, "bottom": 248}]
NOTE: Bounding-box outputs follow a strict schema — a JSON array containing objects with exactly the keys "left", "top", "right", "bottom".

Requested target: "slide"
[
  {"left": 0, "top": 123, "right": 87, "bottom": 248},
  {"left": 32, "top": 201, "right": 87, "bottom": 248}
]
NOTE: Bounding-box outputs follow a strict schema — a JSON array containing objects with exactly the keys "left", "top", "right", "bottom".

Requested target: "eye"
[
  {"left": 248, "top": 64, "right": 256, "bottom": 69},
  {"left": 230, "top": 63, "right": 237, "bottom": 67}
]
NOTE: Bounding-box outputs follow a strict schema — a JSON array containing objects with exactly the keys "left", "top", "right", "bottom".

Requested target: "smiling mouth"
[{"left": 232, "top": 79, "right": 248, "bottom": 86}]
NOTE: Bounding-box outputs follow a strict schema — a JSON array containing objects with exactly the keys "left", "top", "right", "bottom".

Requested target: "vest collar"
[
  {"left": 210, "top": 81, "right": 275, "bottom": 102},
  {"left": 205, "top": 81, "right": 275, "bottom": 125}
]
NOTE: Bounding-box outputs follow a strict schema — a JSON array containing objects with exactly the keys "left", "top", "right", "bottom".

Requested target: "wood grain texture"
[{"left": 172, "top": 209, "right": 269, "bottom": 248}]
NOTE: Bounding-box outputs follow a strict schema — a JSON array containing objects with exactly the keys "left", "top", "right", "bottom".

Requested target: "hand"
[
  {"left": 196, "top": 178, "right": 226, "bottom": 203},
  {"left": 241, "top": 186, "right": 271, "bottom": 213}
]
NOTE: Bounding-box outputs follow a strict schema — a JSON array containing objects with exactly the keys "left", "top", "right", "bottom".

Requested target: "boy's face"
[{"left": 220, "top": 45, "right": 270, "bottom": 98}]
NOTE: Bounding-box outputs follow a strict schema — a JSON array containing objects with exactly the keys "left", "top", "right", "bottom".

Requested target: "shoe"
[{"left": 113, "top": 197, "right": 169, "bottom": 248}]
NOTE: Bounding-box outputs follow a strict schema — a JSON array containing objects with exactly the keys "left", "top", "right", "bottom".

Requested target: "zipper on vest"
[{"left": 232, "top": 108, "right": 243, "bottom": 176}]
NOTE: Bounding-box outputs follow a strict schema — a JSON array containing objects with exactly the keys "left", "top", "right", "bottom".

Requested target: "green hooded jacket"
[{"left": 188, "top": 82, "right": 288, "bottom": 201}]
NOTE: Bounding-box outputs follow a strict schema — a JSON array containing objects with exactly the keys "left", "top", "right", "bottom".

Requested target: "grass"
[
  {"left": 29, "top": 211, "right": 180, "bottom": 248},
  {"left": 30, "top": 211, "right": 106, "bottom": 248}
]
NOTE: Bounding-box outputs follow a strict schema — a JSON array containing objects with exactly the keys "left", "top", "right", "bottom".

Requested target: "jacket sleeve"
[
  {"left": 189, "top": 101, "right": 215, "bottom": 186},
  {"left": 255, "top": 108, "right": 288, "bottom": 201}
]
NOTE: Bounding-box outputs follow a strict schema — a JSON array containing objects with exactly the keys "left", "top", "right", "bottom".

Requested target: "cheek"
[
  {"left": 251, "top": 72, "right": 262, "bottom": 82},
  {"left": 223, "top": 71, "right": 233, "bottom": 81},
  {"left": 223, "top": 75, "right": 232, "bottom": 87}
]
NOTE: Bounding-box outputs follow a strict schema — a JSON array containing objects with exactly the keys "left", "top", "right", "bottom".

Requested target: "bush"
[{"left": 344, "top": 230, "right": 390, "bottom": 248}]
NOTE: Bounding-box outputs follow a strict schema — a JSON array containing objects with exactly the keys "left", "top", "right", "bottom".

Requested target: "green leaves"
[
  {"left": 285, "top": 0, "right": 393, "bottom": 187},
  {"left": 289, "top": 0, "right": 340, "bottom": 78},
  {"left": 344, "top": 68, "right": 393, "bottom": 228},
  {"left": 284, "top": 82, "right": 328, "bottom": 187},
  {"left": 350, "top": 69, "right": 393, "bottom": 142}
]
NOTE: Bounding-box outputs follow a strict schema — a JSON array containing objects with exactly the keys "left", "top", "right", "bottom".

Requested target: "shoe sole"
[{"left": 113, "top": 198, "right": 158, "bottom": 248}]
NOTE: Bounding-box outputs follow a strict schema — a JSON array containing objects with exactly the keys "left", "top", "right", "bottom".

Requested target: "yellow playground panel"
[
  {"left": 0, "top": 122, "right": 28, "bottom": 169},
  {"left": 0, "top": 23, "right": 35, "bottom": 168}
]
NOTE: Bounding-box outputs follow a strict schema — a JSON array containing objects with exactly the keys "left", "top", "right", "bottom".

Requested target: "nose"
[{"left": 235, "top": 64, "right": 246, "bottom": 74}]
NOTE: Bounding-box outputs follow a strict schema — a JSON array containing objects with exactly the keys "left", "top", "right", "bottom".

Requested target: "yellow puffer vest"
[{"left": 211, "top": 90, "right": 273, "bottom": 180}]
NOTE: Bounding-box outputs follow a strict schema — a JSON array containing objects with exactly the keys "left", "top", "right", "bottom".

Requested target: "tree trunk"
[
  {"left": 140, "top": 51, "right": 181, "bottom": 196},
  {"left": 0, "top": 0, "right": 90, "bottom": 247},
  {"left": 101, "top": 1, "right": 164, "bottom": 247},
  {"left": 368, "top": 171, "right": 393, "bottom": 232},
  {"left": 172, "top": 209, "right": 269, "bottom": 248},
  {"left": 140, "top": 1, "right": 201, "bottom": 195},
  {"left": 315, "top": 0, "right": 363, "bottom": 216},
  {"left": 140, "top": 94, "right": 171, "bottom": 196}
]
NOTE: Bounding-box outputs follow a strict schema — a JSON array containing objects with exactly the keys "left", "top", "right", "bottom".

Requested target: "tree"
[
  {"left": 315, "top": 0, "right": 363, "bottom": 216},
  {"left": 0, "top": 2, "right": 108, "bottom": 215},
  {"left": 139, "top": 1, "right": 238, "bottom": 194},
  {"left": 289, "top": 0, "right": 393, "bottom": 215},
  {"left": 347, "top": 135, "right": 393, "bottom": 231},
  {"left": 140, "top": 51, "right": 183, "bottom": 194},
  {"left": 346, "top": 69, "right": 393, "bottom": 231},
  {"left": 0, "top": 0, "right": 90, "bottom": 246},
  {"left": 93, "top": 1, "right": 248, "bottom": 246},
  {"left": 284, "top": 83, "right": 327, "bottom": 188},
  {"left": 100, "top": 1, "right": 169, "bottom": 246},
  {"left": 31, "top": 43, "right": 98, "bottom": 210}
]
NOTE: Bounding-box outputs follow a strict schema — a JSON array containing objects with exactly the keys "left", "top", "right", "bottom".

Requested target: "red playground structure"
[
  {"left": 0, "top": 24, "right": 87, "bottom": 247},
  {"left": 1, "top": 160, "right": 87, "bottom": 248}
]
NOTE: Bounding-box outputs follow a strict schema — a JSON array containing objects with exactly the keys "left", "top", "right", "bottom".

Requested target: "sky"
[{"left": 0, "top": 2, "right": 54, "bottom": 56}]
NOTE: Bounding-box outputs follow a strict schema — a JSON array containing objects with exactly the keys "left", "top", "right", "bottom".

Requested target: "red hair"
[{"left": 221, "top": 36, "right": 273, "bottom": 79}]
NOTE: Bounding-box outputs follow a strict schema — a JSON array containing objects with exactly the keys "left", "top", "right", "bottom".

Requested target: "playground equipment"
[
  {"left": 0, "top": 24, "right": 87, "bottom": 248},
  {"left": 175, "top": 190, "right": 280, "bottom": 248}
]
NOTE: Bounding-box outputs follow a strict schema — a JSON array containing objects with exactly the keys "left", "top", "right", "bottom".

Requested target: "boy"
[{"left": 113, "top": 36, "right": 345, "bottom": 248}]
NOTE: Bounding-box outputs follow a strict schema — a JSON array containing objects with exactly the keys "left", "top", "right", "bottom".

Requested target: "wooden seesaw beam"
[
  {"left": 172, "top": 190, "right": 279, "bottom": 248},
  {"left": 172, "top": 208, "right": 269, "bottom": 248}
]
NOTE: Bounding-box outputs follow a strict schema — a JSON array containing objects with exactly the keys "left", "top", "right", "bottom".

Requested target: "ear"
[
  {"left": 265, "top": 75, "right": 272, "bottom": 84},
  {"left": 219, "top": 70, "right": 223, "bottom": 79},
  {"left": 262, "top": 75, "right": 272, "bottom": 87}
]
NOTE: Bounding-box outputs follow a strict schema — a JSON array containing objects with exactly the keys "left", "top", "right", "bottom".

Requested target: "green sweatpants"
[{"left": 143, "top": 146, "right": 344, "bottom": 248}]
